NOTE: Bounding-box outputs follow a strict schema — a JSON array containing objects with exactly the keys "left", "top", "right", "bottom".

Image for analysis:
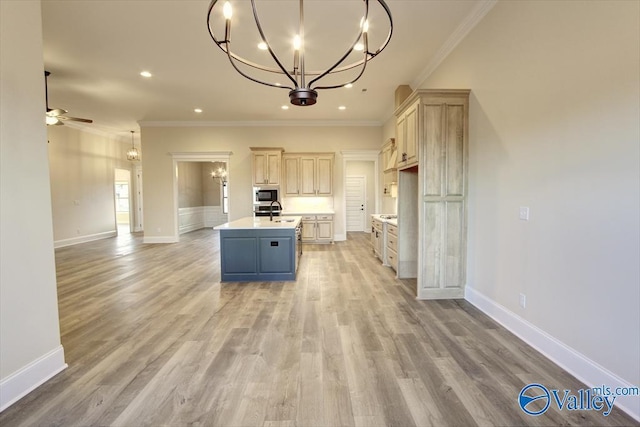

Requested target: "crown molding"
[
  {"left": 410, "top": 0, "right": 497, "bottom": 90},
  {"left": 138, "top": 120, "right": 382, "bottom": 128}
]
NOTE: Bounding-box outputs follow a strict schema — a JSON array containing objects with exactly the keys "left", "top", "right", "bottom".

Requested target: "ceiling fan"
[{"left": 44, "top": 71, "right": 93, "bottom": 126}]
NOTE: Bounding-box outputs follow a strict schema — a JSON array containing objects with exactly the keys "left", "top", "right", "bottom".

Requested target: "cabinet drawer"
[
  {"left": 372, "top": 219, "right": 383, "bottom": 231},
  {"left": 301, "top": 215, "right": 316, "bottom": 221},
  {"left": 317, "top": 215, "right": 333, "bottom": 221},
  {"left": 387, "top": 234, "right": 398, "bottom": 252},
  {"left": 387, "top": 248, "right": 398, "bottom": 271},
  {"left": 387, "top": 223, "right": 398, "bottom": 237}
]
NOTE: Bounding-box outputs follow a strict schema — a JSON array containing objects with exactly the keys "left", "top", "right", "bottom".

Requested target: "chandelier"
[
  {"left": 211, "top": 165, "right": 228, "bottom": 184},
  {"left": 206, "top": 0, "right": 393, "bottom": 106},
  {"left": 126, "top": 131, "right": 140, "bottom": 161}
]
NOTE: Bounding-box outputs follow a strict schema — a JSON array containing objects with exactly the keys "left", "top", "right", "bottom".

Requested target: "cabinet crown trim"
[
  {"left": 394, "top": 89, "right": 471, "bottom": 116},
  {"left": 250, "top": 147, "right": 284, "bottom": 152}
]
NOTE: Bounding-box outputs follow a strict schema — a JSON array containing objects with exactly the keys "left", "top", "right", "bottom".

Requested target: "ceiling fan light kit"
[
  {"left": 44, "top": 71, "right": 93, "bottom": 126},
  {"left": 206, "top": 0, "right": 393, "bottom": 106}
]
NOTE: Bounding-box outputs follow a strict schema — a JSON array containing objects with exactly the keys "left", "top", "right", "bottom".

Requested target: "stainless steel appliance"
[
  {"left": 254, "top": 205, "right": 281, "bottom": 217},
  {"left": 254, "top": 187, "right": 279, "bottom": 203}
]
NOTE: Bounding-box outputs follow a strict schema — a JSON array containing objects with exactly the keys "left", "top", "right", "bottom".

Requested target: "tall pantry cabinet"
[{"left": 396, "top": 89, "right": 470, "bottom": 299}]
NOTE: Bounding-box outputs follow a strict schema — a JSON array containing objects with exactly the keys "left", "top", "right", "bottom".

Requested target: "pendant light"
[
  {"left": 126, "top": 131, "right": 140, "bottom": 161},
  {"left": 206, "top": 0, "right": 393, "bottom": 106}
]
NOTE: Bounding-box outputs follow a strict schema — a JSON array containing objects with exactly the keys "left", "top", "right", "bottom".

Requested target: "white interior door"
[{"left": 346, "top": 176, "right": 366, "bottom": 232}]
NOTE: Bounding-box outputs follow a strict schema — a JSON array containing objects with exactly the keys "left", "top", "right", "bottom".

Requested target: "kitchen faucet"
[{"left": 269, "top": 200, "right": 283, "bottom": 221}]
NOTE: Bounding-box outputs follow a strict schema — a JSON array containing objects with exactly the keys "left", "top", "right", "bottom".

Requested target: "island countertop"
[{"left": 214, "top": 216, "right": 302, "bottom": 230}]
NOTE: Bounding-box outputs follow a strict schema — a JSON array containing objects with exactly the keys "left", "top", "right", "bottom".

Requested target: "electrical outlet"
[
  {"left": 519, "top": 293, "right": 526, "bottom": 308},
  {"left": 519, "top": 206, "right": 530, "bottom": 221}
]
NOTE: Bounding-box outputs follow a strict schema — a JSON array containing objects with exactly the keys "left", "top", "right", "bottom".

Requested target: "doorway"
[
  {"left": 114, "top": 168, "right": 132, "bottom": 235},
  {"left": 346, "top": 176, "right": 366, "bottom": 232},
  {"left": 171, "top": 152, "right": 232, "bottom": 242},
  {"left": 342, "top": 150, "right": 379, "bottom": 240}
]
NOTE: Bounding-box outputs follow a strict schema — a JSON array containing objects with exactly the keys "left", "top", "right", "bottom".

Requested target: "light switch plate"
[{"left": 519, "top": 207, "right": 530, "bottom": 221}]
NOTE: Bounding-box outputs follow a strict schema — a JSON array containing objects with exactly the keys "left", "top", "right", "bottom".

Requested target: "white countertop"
[
  {"left": 372, "top": 214, "right": 397, "bottom": 226},
  {"left": 282, "top": 210, "right": 335, "bottom": 215},
  {"left": 214, "top": 216, "right": 302, "bottom": 230}
]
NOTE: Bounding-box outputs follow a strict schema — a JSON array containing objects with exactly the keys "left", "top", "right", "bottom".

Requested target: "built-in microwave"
[{"left": 255, "top": 187, "right": 279, "bottom": 203}]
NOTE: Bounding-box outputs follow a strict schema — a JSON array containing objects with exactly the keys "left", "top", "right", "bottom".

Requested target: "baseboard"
[
  {"left": 417, "top": 287, "right": 464, "bottom": 300},
  {"left": 0, "top": 345, "right": 67, "bottom": 412},
  {"left": 142, "top": 235, "right": 178, "bottom": 244},
  {"left": 54, "top": 230, "right": 116, "bottom": 248},
  {"left": 465, "top": 286, "right": 640, "bottom": 421}
]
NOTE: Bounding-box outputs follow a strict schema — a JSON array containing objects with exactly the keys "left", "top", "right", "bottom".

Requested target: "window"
[
  {"left": 115, "top": 182, "right": 129, "bottom": 212},
  {"left": 222, "top": 181, "right": 229, "bottom": 214}
]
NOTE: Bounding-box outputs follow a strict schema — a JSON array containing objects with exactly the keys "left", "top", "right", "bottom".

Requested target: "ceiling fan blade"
[
  {"left": 46, "top": 108, "right": 67, "bottom": 117},
  {"left": 59, "top": 116, "right": 94, "bottom": 123}
]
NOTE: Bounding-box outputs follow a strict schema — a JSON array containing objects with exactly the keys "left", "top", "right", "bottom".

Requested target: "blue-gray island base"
[{"left": 214, "top": 216, "right": 302, "bottom": 282}]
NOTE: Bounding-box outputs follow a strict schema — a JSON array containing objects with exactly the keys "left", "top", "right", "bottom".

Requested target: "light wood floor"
[{"left": 0, "top": 230, "right": 635, "bottom": 426}]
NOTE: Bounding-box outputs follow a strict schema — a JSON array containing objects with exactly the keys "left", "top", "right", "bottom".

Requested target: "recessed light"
[
  {"left": 275, "top": 83, "right": 281, "bottom": 87},
  {"left": 281, "top": 105, "right": 289, "bottom": 110},
  {"left": 194, "top": 108, "right": 203, "bottom": 113},
  {"left": 140, "top": 71, "right": 152, "bottom": 78},
  {"left": 338, "top": 106, "right": 346, "bottom": 110},
  {"left": 258, "top": 41, "right": 268, "bottom": 50},
  {"left": 344, "top": 83, "right": 353, "bottom": 88}
]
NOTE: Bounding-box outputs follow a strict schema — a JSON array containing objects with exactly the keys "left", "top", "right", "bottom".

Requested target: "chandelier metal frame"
[{"left": 206, "top": 0, "right": 393, "bottom": 106}]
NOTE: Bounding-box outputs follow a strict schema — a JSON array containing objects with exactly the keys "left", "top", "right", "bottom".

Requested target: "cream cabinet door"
[
  {"left": 396, "top": 116, "right": 406, "bottom": 168},
  {"left": 404, "top": 102, "right": 419, "bottom": 167},
  {"left": 252, "top": 152, "right": 268, "bottom": 185},
  {"left": 300, "top": 157, "right": 317, "bottom": 196},
  {"left": 282, "top": 156, "right": 300, "bottom": 196},
  {"left": 266, "top": 152, "right": 281, "bottom": 185},
  {"left": 316, "top": 220, "right": 333, "bottom": 241},
  {"left": 316, "top": 156, "right": 333, "bottom": 196},
  {"left": 252, "top": 150, "right": 281, "bottom": 186},
  {"left": 301, "top": 220, "right": 316, "bottom": 241}
]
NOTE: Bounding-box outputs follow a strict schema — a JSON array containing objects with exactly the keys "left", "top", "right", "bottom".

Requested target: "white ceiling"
[{"left": 41, "top": 0, "right": 492, "bottom": 136}]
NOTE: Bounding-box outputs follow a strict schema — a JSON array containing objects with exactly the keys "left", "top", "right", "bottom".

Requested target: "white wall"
[
  {"left": 0, "top": 0, "right": 66, "bottom": 411},
  {"left": 422, "top": 0, "right": 639, "bottom": 405},
  {"left": 48, "top": 126, "right": 135, "bottom": 247},
  {"left": 140, "top": 125, "right": 382, "bottom": 241}
]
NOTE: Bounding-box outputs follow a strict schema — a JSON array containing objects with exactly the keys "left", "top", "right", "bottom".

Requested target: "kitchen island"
[{"left": 214, "top": 216, "right": 302, "bottom": 282}]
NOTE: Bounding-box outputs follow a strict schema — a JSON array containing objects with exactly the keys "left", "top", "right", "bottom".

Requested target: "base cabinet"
[
  {"left": 299, "top": 214, "right": 334, "bottom": 243},
  {"left": 386, "top": 223, "right": 398, "bottom": 271},
  {"left": 219, "top": 228, "right": 297, "bottom": 281},
  {"left": 371, "top": 218, "right": 385, "bottom": 262}
]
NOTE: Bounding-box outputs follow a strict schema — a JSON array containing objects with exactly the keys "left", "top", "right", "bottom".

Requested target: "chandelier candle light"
[{"left": 206, "top": 0, "right": 393, "bottom": 106}]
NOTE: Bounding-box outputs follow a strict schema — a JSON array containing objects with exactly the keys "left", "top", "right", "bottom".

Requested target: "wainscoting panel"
[{"left": 179, "top": 206, "right": 228, "bottom": 234}]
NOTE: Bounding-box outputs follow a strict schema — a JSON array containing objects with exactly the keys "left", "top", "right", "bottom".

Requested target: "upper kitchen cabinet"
[
  {"left": 251, "top": 147, "right": 283, "bottom": 186},
  {"left": 282, "top": 155, "right": 300, "bottom": 196},
  {"left": 381, "top": 138, "right": 397, "bottom": 197},
  {"left": 396, "top": 100, "right": 419, "bottom": 169},
  {"left": 284, "top": 153, "right": 334, "bottom": 196}
]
